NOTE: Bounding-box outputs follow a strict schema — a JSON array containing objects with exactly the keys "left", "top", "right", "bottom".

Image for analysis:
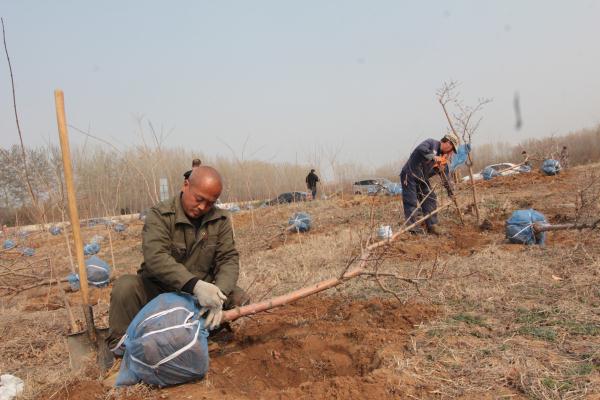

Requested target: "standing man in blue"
[{"left": 400, "top": 133, "right": 458, "bottom": 235}]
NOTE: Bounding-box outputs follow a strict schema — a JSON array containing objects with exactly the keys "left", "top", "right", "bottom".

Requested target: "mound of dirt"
[{"left": 49, "top": 296, "right": 436, "bottom": 400}]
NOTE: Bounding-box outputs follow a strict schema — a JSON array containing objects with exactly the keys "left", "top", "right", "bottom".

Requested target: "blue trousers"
[{"left": 400, "top": 171, "right": 438, "bottom": 228}]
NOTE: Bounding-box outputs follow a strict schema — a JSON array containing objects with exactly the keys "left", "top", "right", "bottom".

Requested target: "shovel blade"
[
  {"left": 67, "top": 331, "right": 95, "bottom": 371},
  {"left": 67, "top": 328, "right": 111, "bottom": 371}
]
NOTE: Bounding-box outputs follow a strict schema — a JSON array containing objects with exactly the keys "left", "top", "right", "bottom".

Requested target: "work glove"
[
  {"left": 203, "top": 308, "right": 223, "bottom": 331},
  {"left": 446, "top": 186, "right": 454, "bottom": 197},
  {"left": 193, "top": 280, "right": 227, "bottom": 330}
]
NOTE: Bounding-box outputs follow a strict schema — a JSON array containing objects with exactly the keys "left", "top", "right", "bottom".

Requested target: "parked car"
[
  {"left": 462, "top": 163, "right": 530, "bottom": 182},
  {"left": 264, "top": 191, "right": 309, "bottom": 206},
  {"left": 352, "top": 178, "right": 402, "bottom": 196}
]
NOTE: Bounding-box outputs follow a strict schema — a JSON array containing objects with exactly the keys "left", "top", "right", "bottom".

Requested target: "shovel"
[{"left": 55, "top": 90, "right": 110, "bottom": 370}]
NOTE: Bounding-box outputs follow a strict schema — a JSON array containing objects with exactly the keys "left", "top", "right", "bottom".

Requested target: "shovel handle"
[{"left": 55, "top": 90, "right": 96, "bottom": 342}]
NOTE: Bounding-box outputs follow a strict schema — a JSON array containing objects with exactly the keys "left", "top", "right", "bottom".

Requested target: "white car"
[
  {"left": 462, "top": 163, "right": 528, "bottom": 182},
  {"left": 352, "top": 178, "right": 402, "bottom": 196}
]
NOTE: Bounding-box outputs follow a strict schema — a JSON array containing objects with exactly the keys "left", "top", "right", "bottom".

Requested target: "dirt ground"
[{"left": 1, "top": 164, "right": 599, "bottom": 399}]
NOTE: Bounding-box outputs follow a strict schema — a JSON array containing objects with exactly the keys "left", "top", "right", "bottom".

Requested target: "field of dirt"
[{"left": 1, "top": 164, "right": 599, "bottom": 399}]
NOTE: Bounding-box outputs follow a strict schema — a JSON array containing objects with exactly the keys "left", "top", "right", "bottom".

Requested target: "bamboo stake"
[{"left": 55, "top": 89, "right": 96, "bottom": 343}]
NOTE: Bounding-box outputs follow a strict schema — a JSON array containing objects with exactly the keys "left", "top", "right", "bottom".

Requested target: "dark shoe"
[
  {"left": 427, "top": 225, "right": 442, "bottom": 236},
  {"left": 408, "top": 226, "right": 425, "bottom": 235}
]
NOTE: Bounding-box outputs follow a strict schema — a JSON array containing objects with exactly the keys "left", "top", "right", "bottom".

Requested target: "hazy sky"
[{"left": 1, "top": 1, "right": 599, "bottom": 169}]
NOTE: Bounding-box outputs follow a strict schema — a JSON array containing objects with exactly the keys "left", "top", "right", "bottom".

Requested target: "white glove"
[
  {"left": 193, "top": 280, "right": 226, "bottom": 330},
  {"left": 193, "top": 280, "right": 226, "bottom": 309},
  {"left": 203, "top": 308, "right": 223, "bottom": 330}
]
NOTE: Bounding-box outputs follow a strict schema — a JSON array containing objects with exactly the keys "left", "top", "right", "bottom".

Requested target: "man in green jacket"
[{"left": 106, "top": 166, "right": 248, "bottom": 353}]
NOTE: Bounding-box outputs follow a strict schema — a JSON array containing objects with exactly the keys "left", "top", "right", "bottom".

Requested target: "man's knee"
[
  {"left": 402, "top": 189, "right": 418, "bottom": 213},
  {"left": 111, "top": 274, "right": 144, "bottom": 304}
]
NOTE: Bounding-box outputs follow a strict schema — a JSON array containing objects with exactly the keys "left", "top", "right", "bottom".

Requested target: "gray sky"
[{"left": 1, "top": 1, "right": 599, "bottom": 170}]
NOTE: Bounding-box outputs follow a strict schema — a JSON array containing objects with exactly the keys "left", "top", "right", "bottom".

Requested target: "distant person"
[
  {"left": 560, "top": 146, "right": 569, "bottom": 169},
  {"left": 521, "top": 150, "right": 531, "bottom": 167},
  {"left": 183, "top": 158, "right": 202, "bottom": 180},
  {"left": 305, "top": 169, "right": 320, "bottom": 200},
  {"left": 400, "top": 133, "right": 457, "bottom": 235}
]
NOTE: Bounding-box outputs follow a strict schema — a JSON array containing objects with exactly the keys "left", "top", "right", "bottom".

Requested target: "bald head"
[
  {"left": 188, "top": 166, "right": 222, "bottom": 192},
  {"left": 181, "top": 166, "right": 223, "bottom": 219}
]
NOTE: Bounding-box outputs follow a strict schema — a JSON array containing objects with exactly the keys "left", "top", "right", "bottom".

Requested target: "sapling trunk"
[{"left": 223, "top": 203, "right": 451, "bottom": 322}]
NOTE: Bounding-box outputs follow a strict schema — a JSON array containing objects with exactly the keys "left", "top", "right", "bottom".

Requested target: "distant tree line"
[
  {"left": 1, "top": 124, "right": 599, "bottom": 227},
  {"left": 469, "top": 124, "right": 600, "bottom": 171}
]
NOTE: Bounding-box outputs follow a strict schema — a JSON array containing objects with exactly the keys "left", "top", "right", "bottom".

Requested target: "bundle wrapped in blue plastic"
[
  {"left": 21, "top": 247, "right": 35, "bottom": 257},
  {"left": 386, "top": 183, "right": 402, "bottom": 196},
  {"left": 115, "top": 293, "right": 209, "bottom": 387},
  {"left": 67, "top": 255, "right": 111, "bottom": 290},
  {"left": 482, "top": 167, "right": 499, "bottom": 181},
  {"left": 49, "top": 226, "right": 62, "bottom": 236},
  {"left": 449, "top": 143, "right": 471, "bottom": 172},
  {"left": 114, "top": 223, "right": 127, "bottom": 233},
  {"left": 367, "top": 186, "right": 379, "bottom": 195},
  {"left": 288, "top": 212, "right": 311, "bottom": 232},
  {"left": 541, "top": 159, "right": 561, "bottom": 176},
  {"left": 505, "top": 209, "right": 548, "bottom": 245},
  {"left": 3, "top": 239, "right": 16, "bottom": 250},
  {"left": 83, "top": 241, "right": 101, "bottom": 255}
]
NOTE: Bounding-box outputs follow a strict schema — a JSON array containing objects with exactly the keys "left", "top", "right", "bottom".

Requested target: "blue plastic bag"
[
  {"left": 449, "top": 144, "right": 471, "bottom": 172},
  {"left": 114, "top": 223, "right": 127, "bottom": 233},
  {"left": 21, "top": 247, "right": 35, "bottom": 257},
  {"left": 505, "top": 209, "right": 547, "bottom": 245},
  {"left": 83, "top": 241, "right": 101, "bottom": 255},
  {"left": 289, "top": 212, "right": 311, "bottom": 232},
  {"left": 541, "top": 159, "right": 561, "bottom": 176},
  {"left": 385, "top": 183, "right": 403, "bottom": 196},
  {"left": 67, "top": 255, "right": 111, "bottom": 290},
  {"left": 49, "top": 226, "right": 62, "bottom": 236},
  {"left": 482, "top": 167, "right": 499, "bottom": 181},
  {"left": 3, "top": 239, "right": 16, "bottom": 250},
  {"left": 115, "top": 293, "right": 209, "bottom": 387}
]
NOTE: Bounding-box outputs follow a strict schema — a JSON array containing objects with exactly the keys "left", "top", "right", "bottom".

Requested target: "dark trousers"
[
  {"left": 400, "top": 171, "right": 438, "bottom": 228},
  {"left": 310, "top": 187, "right": 317, "bottom": 200},
  {"left": 106, "top": 274, "right": 249, "bottom": 349}
]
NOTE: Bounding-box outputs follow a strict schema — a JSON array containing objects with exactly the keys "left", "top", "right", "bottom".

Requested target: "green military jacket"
[{"left": 139, "top": 195, "right": 239, "bottom": 295}]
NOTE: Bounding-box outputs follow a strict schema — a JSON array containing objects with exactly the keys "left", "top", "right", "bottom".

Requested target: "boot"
[
  {"left": 427, "top": 225, "right": 442, "bottom": 236},
  {"left": 408, "top": 226, "right": 425, "bottom": 235}
]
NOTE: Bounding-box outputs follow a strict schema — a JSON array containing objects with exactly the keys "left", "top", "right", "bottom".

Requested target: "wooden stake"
[{"left": 55, "top": 90, "right": 96, "bottom": 343}]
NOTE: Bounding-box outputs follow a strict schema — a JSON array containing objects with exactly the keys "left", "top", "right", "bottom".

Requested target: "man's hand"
[
  {"left": 202, "top": 308, "right": 223, "bottom": 330},
  {"left": 446, "top": 186, "right": 454, "bottom": 197},
  {"left": 193, "top": 280, "right": 227, "bottom": 330},
  {"left": 193, "top": 280, "right": 226, "bottom": 310}
]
